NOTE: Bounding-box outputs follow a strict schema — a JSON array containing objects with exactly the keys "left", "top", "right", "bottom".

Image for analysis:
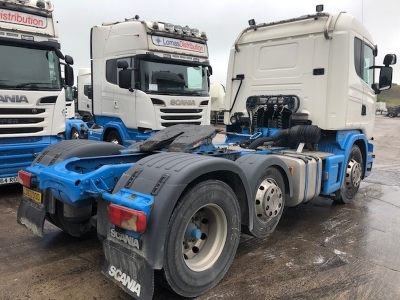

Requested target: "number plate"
[
  {"left": 23, "top": 186, "right": 42, "bottom": 204},
  {"left": 0, "top": 176, "right": 18, "bottom": 185}
]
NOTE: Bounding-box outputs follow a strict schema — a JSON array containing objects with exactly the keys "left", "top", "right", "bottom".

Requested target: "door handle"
[{"left": 114, "top": 101, "right": 119, "bottom": 109}]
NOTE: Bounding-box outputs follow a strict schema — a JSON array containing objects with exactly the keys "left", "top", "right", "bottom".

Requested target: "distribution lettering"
[{"left": 0, "top": 10, "right": 45, "bottom": 28}]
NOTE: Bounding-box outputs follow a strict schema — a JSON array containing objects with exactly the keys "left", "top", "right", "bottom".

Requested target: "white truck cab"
[
  {"left": 0, "top": 0, "right": 75, "bottom": 183},
  {"left": 76, "top": 68, "right": 92, "bottom": 121},
  {"left": 89, "top": 16, "right": 212, "bottom": 145},
  {"left": 225, "top": 9, "right": 394, "bottom": 140}
]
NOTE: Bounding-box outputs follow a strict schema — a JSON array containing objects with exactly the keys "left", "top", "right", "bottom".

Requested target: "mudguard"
[
  {"left": 102, "top": 239, "right": 153, "bottom": 300},
  {"left": 17, "top": 197, "right": 46, "bottom": 237},
  {"left": 34, "top": 139, "right": 125, "bottom": 166},
  {"left": 104, "top": 152, "right": 250, "bottom": 269},
  {"left": 103, "top": 152, "right": 292, "bottom": 270}
]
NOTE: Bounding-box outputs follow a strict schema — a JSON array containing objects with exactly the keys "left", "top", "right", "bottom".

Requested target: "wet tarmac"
[{"left": 1, "top": 114, "right": 400, "bottom": 300}]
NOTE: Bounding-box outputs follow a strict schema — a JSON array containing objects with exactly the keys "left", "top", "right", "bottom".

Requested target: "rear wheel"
[
  {"left": 246, "top": 167, "right": 285, "bottom": 238},
  {"left": 105, "top": 130, "right": 122, "bottom": 145},
  {"left": 335, "top": 145, "right": 363, "bottom": 204},
  {"left": 160, "top": 180, "right": 241, "bottom": 298}
]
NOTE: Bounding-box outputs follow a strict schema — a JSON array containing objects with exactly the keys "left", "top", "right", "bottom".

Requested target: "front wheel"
[
  {"left": 160, "top": 180, "right": 241, "bottom": 298},
  {"left": 70, "top": 128, "right": 80, "bottom": 139},
  {"left": 335, "top": 145, "right": 363, "bottom": 204},
  {"left": 388, "top": 112, "right": 396, "bottom": 118},
  {"left": 105, "top": 130, "right": 122, "bottom": 145}
]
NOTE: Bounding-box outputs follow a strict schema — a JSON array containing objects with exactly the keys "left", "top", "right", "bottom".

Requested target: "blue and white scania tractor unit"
[{"left": 0, "top": 0, "right": 85, "bottom": 185}]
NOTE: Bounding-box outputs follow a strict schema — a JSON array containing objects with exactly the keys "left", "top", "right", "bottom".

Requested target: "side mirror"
[
  {"left": 378, "top": 66, "right": 393, "bottom": 91},
  {"left": 65, "top": 55, "right": 74, "bottom": 65},
  {"left": 73, "top": 89, "right": 78, "bottom": 99},
  {"left": 208, "top": 65, "right": 213, "bottom": 76},
  {"left": 117, "top": 60, "right": 129, "bottom": 69},
  {"left": 119, "top": 69, "right": 132, "bottom": 90},
  {"left": 64, "top": 65, "right": 74, "bottom": 86},
  {"left": 383, "top": 54, "right": 397, "bottom": 66}
]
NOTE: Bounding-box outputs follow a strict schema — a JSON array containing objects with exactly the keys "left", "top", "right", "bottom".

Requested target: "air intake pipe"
[{"left": 248, "top": 125, "right": 321, "bottom": 149}]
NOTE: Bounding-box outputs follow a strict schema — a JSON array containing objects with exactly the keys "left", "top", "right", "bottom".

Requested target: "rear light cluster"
[
  {"left": 108, "top": 204, "right": 147, "bottom": 233},
  {"left": 18, "top": 170, "right": 33, "bottom": 188}
]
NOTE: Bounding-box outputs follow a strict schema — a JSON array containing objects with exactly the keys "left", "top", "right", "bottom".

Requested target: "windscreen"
[
  {"left": 138, "top": 59, "right": 209, "bottom": 96},
  {"left": 0, "top": 45, "right": 62, "bottom": 90}
]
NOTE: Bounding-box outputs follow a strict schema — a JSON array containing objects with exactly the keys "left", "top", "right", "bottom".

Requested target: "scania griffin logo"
[
  {"left": 170, "top": 99, "right": 195, "bottom": 106},
  {"left": 0, "top": 95, "right": 28, "bottom": 103}
]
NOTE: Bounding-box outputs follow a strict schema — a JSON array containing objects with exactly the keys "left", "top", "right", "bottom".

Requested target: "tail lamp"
[
  {"left": 108, "top": 204, "right": 147, "bottom": 233},
  {"left": 18, "top": 170, "right": 33, "bottom": 188}
]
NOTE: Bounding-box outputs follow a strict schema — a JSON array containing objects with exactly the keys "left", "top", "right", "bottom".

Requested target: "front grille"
[
  {"left": 162, "top": 122, "right": 201, "bottom": 127},
  {"left": 161, "top": 115, "right": 202, "bottom": 121},
  {"left": 0, "top": 118, "right": 44, "bottom": 124},
  {"left": 0, "top": 136, "right": 43, "bottom": 144},
  {"left": 0, "top": 108, "right": 45, "bottom": 115},
  {"left": 0, "top": 147, "right": 36, "bottom": 156},
  {"left": 160, "top": 109, "right": 203, "bottom": 114},
  {"left": 0, "top": 127, "right": 43, "bottom": 134}
]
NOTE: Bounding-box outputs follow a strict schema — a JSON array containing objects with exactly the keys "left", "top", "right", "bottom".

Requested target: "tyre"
[
  {"left": 46, "top": 197, "right": 94, "bottom": 237},
  {"left": 388, "top": 112, "right": 395, "bottom": 118},
  {"left": 160, "top": 180, "right": 241, "bottom": 298},
  {"left": 246, "top": 167, "right": 285, "bottom": 238},
  {"left": 105, "top": 130, "right": 122, "bottom": 144},
  {"left": 335, "top": 145, "right": 363, "bottom": 204},
  {"left": 70, "top": 128, "right": 80, "bottom": 139},
  {"left": 82, "top": 114, "right": 92, "bottom": 123}
]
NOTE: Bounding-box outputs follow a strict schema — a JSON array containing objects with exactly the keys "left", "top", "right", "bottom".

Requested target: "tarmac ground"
[{"left": 1, "top": 114, "right": 400, "bottom": 300}]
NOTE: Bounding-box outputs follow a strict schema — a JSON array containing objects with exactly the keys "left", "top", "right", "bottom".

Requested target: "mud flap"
[
  {"left": 102, "top": 239, "right": 154, "bottom": 300},
  {"left": 17, "top": 197, "right": 46, "bottom": 237}
]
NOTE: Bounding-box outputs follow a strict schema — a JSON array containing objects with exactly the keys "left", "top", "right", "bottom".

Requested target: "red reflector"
[
  {"left": 108, "top": 204, "right": 147, "bottom": 233},
  {"left": 18, "top": 170, "right": 32, "bottom": 188}
]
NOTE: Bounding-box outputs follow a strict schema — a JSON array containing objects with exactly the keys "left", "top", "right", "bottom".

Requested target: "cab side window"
[
  {"left": 354, "top": 37, "right": 375, "bottom": 86},
  {"left": 106, "top": 57, "right": 134, "bottom": 85}
]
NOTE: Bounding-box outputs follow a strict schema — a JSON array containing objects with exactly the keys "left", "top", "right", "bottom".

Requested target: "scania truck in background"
[
  {"left": 87, "top": 16, "right": 212, "bottom": 145},
  {"left": 0, "top": 0, "right": 84, "bottom": 184},
  {"left": 210, "top": 82, "right": 225, "bottom": 124},
  {"left": 17, "top": 6, "right": 396, "bottom": 300},
  {"left": 75, "top": 67, "right": 92, "bottom": 122}
]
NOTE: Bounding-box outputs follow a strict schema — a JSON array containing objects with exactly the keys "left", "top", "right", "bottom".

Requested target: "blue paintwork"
[
  {"left": 0, "top": 135, "right": 62, "bottom": 181},
  {"left": 65, "top": 119, "right": 89, "bottom": 139},
  {"left": 89, "top": 116, "right": 156, "bottom": 146},
  {"left": 25, "top": 126, "right": 370, "bottom": 211},
  {"left": 27, "top": 152, "right": 147, "bottom": 207},
  {"left": 318, "top": 130, "right": 369, "bottom": 195}
]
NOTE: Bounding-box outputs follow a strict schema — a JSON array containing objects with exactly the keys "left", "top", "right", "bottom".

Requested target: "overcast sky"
[{"left": 52, "top": 0, "right": 400, "bottom": 85}]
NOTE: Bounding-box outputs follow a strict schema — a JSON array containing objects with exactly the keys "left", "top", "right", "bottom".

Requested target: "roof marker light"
[
  {"left": 190, "top": 28, "right": 200, "bottom": 36},
  {"left": 182, "top": 26, "right": 191, "bottom": 35},
  {"left": 175, "top": 25, "right": 183, "bottom": 34},
  {"left": 164, "top": 23, "right": 174, "bottom": 32},
  {"left": 152, "top": 21, "right": 159, "bottom": 30}
]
